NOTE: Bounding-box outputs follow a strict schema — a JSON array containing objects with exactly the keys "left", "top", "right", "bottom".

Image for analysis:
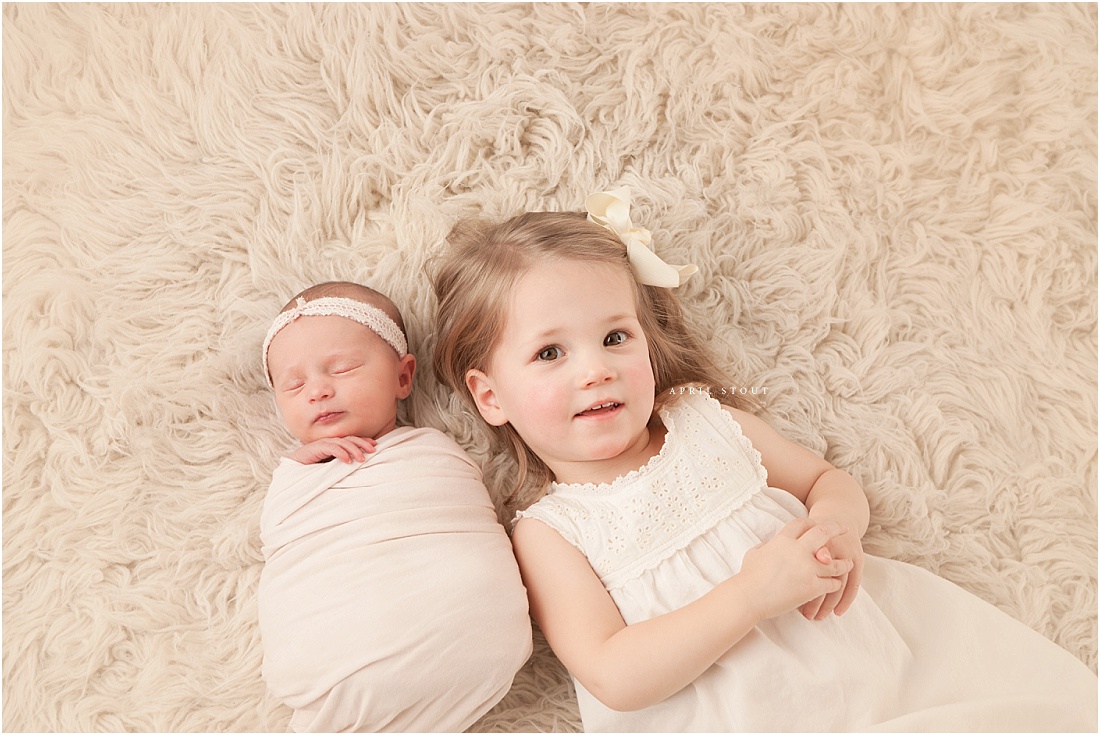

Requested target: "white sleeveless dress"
[{"left": 517, "top": 392, "right": 1097, "bottom": 732}]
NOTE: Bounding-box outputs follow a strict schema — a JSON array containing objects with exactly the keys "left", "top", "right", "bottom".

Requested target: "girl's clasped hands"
[{"left": 741, "top": 518, "right": 860, "bottom": 622}]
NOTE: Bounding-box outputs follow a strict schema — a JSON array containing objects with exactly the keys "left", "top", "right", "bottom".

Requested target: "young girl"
[{"left": 432, "top": 188, "right": 1098, "bottom": 732}]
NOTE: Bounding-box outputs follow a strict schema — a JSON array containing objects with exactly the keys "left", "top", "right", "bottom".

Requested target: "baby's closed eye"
[{"left": 331, "top": 362, "right": 362, "bottom": 374}]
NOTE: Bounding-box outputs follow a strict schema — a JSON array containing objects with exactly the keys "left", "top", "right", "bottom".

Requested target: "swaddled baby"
[{"left": 257, "top": 281, "right": 532, "bottom": 732}]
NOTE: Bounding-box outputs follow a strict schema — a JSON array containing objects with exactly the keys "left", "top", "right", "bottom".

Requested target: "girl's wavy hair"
[{"left": 432, "top": 210, "right": 746, "bottom": 510}]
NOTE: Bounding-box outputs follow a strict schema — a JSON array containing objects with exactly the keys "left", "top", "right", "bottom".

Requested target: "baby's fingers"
[
  {"left": 331, "top": 443, "right": 359, "bottom": 463},
  {"left": 348, "top": 436, "right": 377, "bottom": 452},
  {"left": 331, "top": 437, "right": 373, "bottom": 463}
]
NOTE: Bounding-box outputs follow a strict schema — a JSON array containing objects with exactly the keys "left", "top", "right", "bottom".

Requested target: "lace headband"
[
  {"left": 262, "top": 296, "right": 408, "bottom": 386},
  {"left": 585, "top": 186, "right": 698, "bottom": 288}
]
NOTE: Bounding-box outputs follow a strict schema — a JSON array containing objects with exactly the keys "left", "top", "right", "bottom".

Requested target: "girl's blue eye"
[
  {"left": 604, "top": 330, "right": 628, "bottom": 347},
  {"left": 537, "top": 346, "right": 563, "bottom": 362}
]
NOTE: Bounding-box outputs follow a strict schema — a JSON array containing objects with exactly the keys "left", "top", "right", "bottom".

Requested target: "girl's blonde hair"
[{"left": 432, "top": 210, "right": 745, "bottom": 509}]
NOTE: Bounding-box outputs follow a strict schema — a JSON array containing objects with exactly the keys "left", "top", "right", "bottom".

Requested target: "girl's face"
[
  {"left": 465, "top": 259, "right": 658, "bottom": 485},
  {"left": 268, "top": 316, "right": 416, "bottom": 444}
]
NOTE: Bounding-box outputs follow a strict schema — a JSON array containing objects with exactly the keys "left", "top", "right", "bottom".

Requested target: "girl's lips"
[
  {"left": 575, "top": 401, "right": 622, "bottom": 418},
  {"left": 314, "top": 411, "right": 344, "bottom": 424}
]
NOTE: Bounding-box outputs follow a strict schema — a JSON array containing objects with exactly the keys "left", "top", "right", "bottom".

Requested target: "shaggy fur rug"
[{"left": 3, "top": 3, "right": 1096, "bottom": 732}]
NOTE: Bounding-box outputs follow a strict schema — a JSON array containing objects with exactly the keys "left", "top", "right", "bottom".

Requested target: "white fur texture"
[{"left": 3, "top": 4, "right": 1095, "bottom": 732}]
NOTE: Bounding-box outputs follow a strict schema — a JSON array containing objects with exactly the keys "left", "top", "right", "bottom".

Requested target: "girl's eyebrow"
[
  {"left": 526, "top": 313, "right": 638, "bottom": 342},
  {"left": 528, "top": 325, "right": 566, "bottom": 342}
]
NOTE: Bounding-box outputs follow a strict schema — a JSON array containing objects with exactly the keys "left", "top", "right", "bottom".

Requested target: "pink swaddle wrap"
[{"left": 258, "top": 426, "right": 532, "bottom": 732}]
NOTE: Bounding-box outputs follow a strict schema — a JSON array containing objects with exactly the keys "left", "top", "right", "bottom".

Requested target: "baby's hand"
[
  {"left": 737, "top": 518, "right": 854, "bottom": 622},
  {"left": 288, "top": 436, "right": 376, "bottom": 465}
]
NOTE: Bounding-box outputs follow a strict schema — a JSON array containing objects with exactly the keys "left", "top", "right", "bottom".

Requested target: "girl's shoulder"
[
  {"left": 663, "top": 388, "right": 770, "bottom": 485},
  {"left": 662, "top": 387, "right": 754, "bottom": 434},
  {"left": 664, "top": 387, "right": 768, "bottom": 439}
]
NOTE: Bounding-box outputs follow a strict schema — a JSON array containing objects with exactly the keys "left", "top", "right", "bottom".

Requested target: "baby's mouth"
[
  {"left": 576, "top": 401, "right": 621, "bottom": 417},
  {"left": 314, "top": 411, "right": 344, "bottom": 424}
]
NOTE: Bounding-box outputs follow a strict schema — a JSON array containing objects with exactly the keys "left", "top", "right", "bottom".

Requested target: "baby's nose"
[{"left": 307, "top": 378, "right": 334, "bottom": 400}]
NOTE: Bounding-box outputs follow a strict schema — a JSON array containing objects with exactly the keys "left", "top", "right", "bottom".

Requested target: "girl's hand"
[
  {"left": 721, "top": 407, "right": 870, "bottom": 621},
  {"left": 738, "top": 518, "right": 854, "bottom": 622},
  {"left": 801, "top": 520, "right": 865, "bottom": 620},
  {"left": 288, "top": 436, "right": 376, "bottom": 465}
]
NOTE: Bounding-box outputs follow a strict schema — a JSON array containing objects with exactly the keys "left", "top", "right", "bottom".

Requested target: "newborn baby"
[{"left": 257, "top": 281, "right": 531, "bottom": 732}]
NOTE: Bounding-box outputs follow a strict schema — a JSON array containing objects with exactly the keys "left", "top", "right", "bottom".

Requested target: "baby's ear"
[
  {"left": 396, "top": 353, "right": 416, "bottom": 399},
  {"left": 465, "top": 369, "right": 508, "bottom": 426}
]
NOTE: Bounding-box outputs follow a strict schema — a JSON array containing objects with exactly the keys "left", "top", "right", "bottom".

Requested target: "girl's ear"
[
  {"left": 465, "top": 368, "right": 508, "bottom": 426},
  {"left": 396, "top": 353, "right": 416, "bottom": 400}
]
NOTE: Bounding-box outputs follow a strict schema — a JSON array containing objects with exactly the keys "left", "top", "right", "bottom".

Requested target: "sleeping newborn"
[{"left": 256, "top": 281, "right": 531, "bottom": 732}]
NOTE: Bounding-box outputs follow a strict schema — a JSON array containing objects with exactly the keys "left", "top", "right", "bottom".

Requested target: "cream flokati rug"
[{"left": 3, "top": 3, "right": 1097, "bottom": 732}]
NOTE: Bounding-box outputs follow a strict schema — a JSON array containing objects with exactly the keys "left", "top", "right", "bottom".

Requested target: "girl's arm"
[
  {"left": 512, "top": 515, "right": 852, "bottom": 712},
  {"left": 725, "top": 406, "right": 869, "bottom": 617}
]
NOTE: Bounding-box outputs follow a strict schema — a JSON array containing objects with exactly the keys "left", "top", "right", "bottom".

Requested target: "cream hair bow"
[{"left": 585, "top": 186, "right": 698, "bottom": 288}]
